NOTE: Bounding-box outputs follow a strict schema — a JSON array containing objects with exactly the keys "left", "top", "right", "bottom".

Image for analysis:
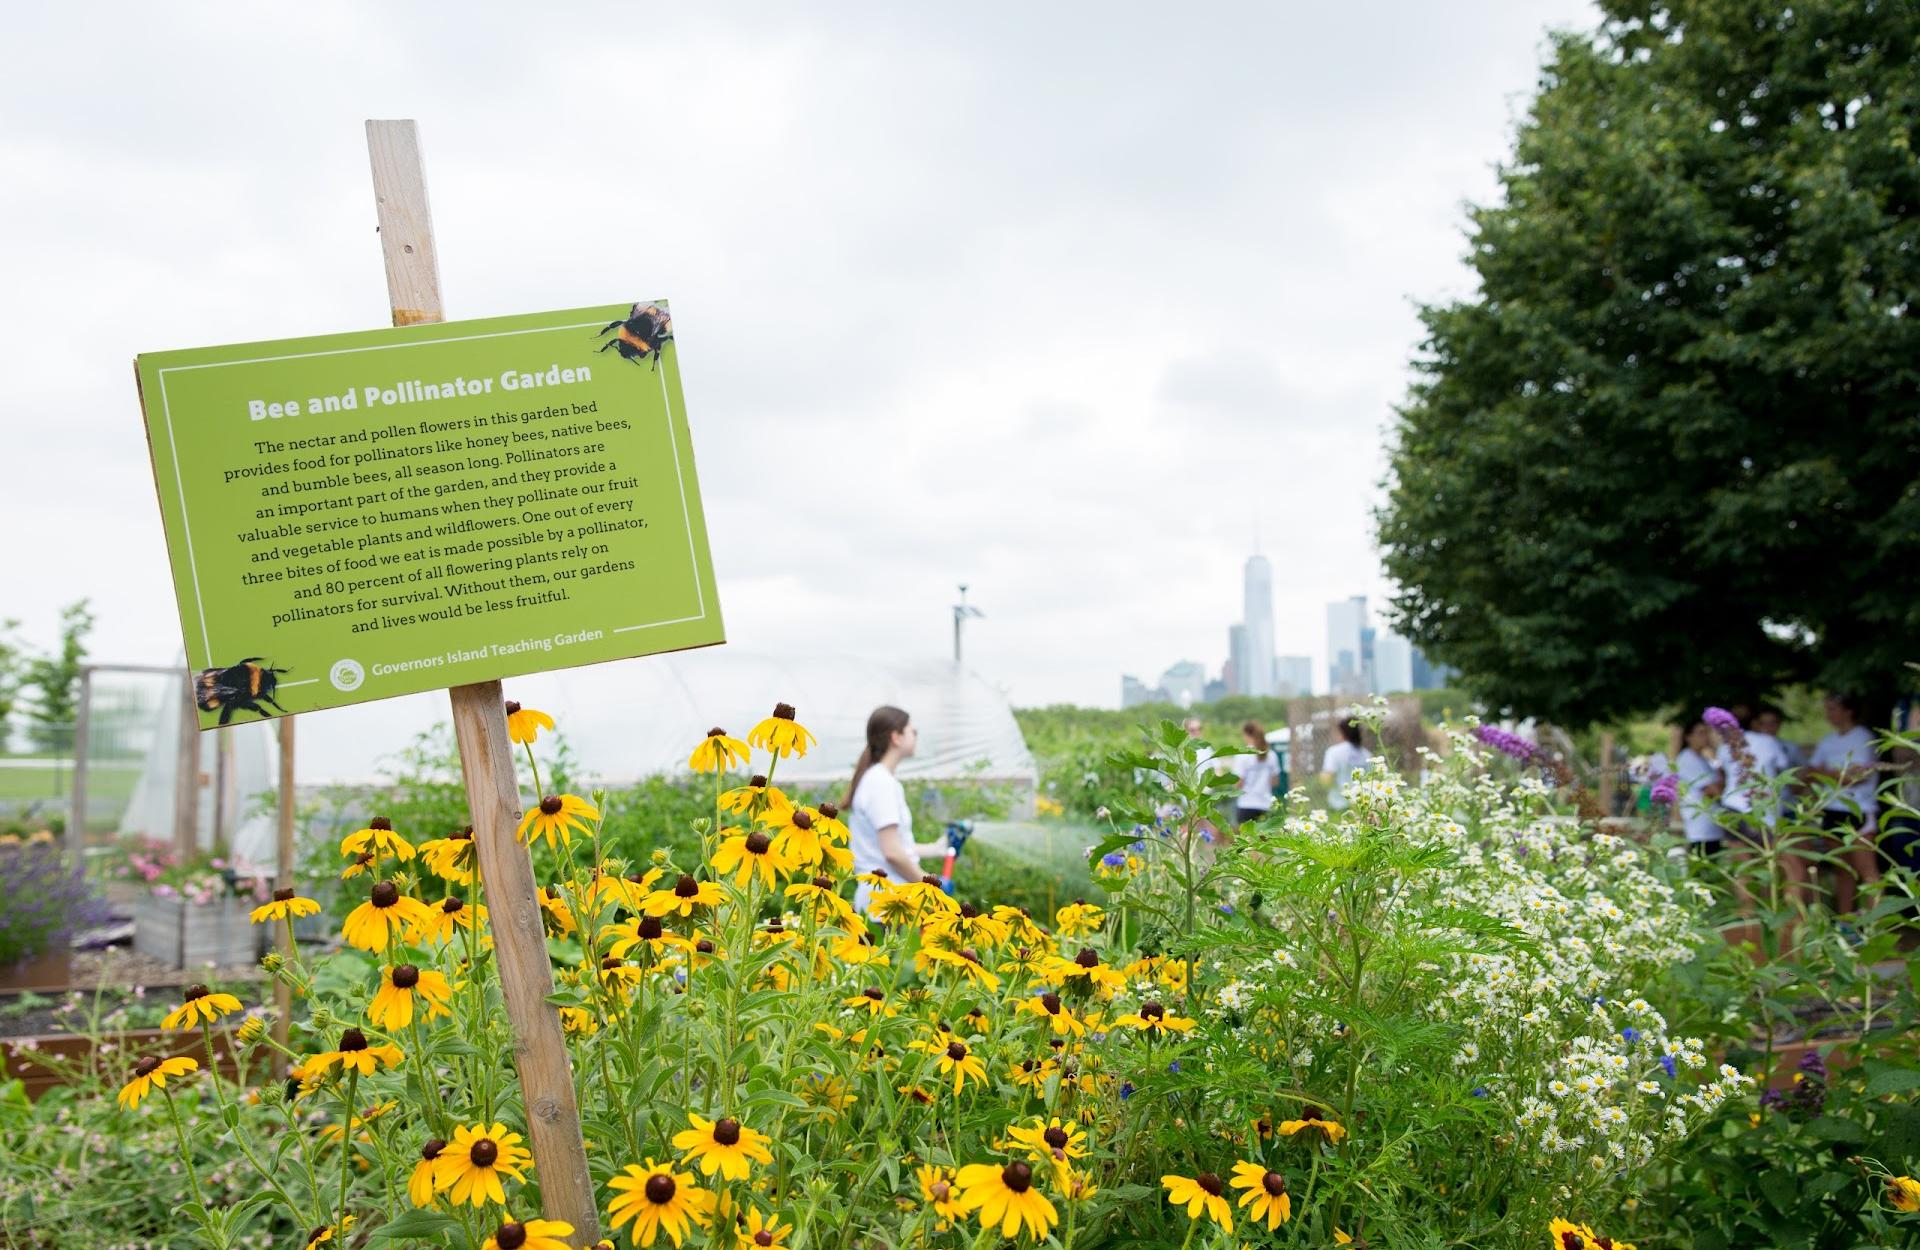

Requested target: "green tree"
[
  {"left": 22, "top": 601, "right": 94, "bottom": 752},
  {"left": 0, "top": 618, "right": 23, "bottom": 749},
  {"left": 1377, "top": 1, "right": 1920, "bottom": 725}
]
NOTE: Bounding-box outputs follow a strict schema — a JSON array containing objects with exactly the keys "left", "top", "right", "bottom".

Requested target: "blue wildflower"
[
  {"left": 1118, "top": 1081, "right": 1135, "bottom": 1100},
  {"left": 1660, "top": 1054, "right": 1676, "bottom": 1078},
  {"left": 1471, "top": 1087, "right": 1488, "bottom": 1099},
  {"left": 1101, "top": 851, "right": 1127, "bottom": 869},
  {"left": 1621, "top": 1026, "right": 1641, "bottom": 1045},
  {"left": 1168, "top": 1060, "right": 1181, "bottom": 1074}
]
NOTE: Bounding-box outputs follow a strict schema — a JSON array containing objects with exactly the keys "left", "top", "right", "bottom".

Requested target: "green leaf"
[
  {"left": 368, "top": 1208, "right": 460, "bottom": 1243},
  {"left": 1802, "top": 1115, "right": 1865, "bottom": 1143},
  {"left": 1864, "top": 1063, "right": 1920, "bottom": 1097}
]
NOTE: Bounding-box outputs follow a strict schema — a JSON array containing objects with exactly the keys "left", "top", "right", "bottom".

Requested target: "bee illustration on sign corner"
[
  {"left": 195, "top": 658, "right": 289, "bottom": 724},
  {"left": 594, "top": 303, "right": 673, "bottom": 370}
]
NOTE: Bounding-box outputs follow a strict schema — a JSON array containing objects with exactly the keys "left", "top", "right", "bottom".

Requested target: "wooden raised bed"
[
  {"left": 2, "top": 1024, "right": 246, "bottom": 1102},
  {"left": 133, "top": 896, "right": 261, "bottom": 969},
  {"left": 0, "top": 949, "right": 71, "bottom": 993}
]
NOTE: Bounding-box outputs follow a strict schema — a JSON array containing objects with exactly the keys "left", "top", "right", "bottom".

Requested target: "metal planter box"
[{"left": 132, "top": 896, "right": 260, "bottom": 969}]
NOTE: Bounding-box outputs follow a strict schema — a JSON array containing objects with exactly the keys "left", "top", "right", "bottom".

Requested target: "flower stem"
[
  {"left": 162, "top": 1087, "right": 204, "bottom": 1205},
  {"left": 337, "top": 1067, "right": 360, "bottom": 1232}
]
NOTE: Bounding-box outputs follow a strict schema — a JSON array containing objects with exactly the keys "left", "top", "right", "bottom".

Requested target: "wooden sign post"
[{"left": 364, "top": 119, "right": 601, "bottom": 1246}]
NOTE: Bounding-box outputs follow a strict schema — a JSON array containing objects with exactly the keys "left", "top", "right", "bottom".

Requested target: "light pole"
[{"left": 953, "top": 584, "right": 984, "bottom": 666}]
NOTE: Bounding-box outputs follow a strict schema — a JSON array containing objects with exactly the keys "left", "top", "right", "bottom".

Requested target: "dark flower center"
[
  {"left": 1044, "top": 1126, "right": 1069, "bottom": 1149},
  {"left": 818, "top": 802, "right": 839, "bottom": 819},
  {"left": 1002, "top": 1161, "right": 1033, "bottom": 1193},
  {"left": 645, "top": 1172, "right": 676, "bottom": 1204},
  {"left": 421, "top": 1138, "right": 445, "bottom": 1161},
  {"left": 812, "top": 875, "right": 833, "bottom": 890},
  {"left": 772, "top": 702, "right": 795, "bottom": 720},
  {"left": 443, "top": 897, "right": 463, "bottom": 914},
  {"left": 960, "top": 902, "right": 979, "bottom": 918},
  {"left": 504, "top": 701, "right": 521, "bottom": 715},
  {"left": 745, "top": 832, "right": 772, "bottom": 855},
  {"left": 339, "top": 1028, "right": 368, "bottom": 1052},
  {"left": 1262, "top": 1171, "right": 1286, "bottom": 1197},
  {"left": 1303, "top": 1105, "right": 1326, "bottom": 1121},
  {"left": 369, "top": 817, "right": 392, "bottom": 831},
  {"left": 392, "top": 965, "right": 420, "bottom": 989},
  {"left": 864, "top": 987, "right": 884, "bottom": 1001},
  {"left": 273, "top": 887, "right": 296, "bottom": 901},
  {"left": 370, "top": 881, "right": 399, "bottom": 907},
  {"left": 1197, "top": 1172, "right": 1223, "bottom": 1196},
  {"left": 133, "top": 1055, "right": 161, "bottom": 1077},
  {"left": 946, "top": 1041, "right": 968, "bottom": 1061},
  {"left": 707, "top": 726, "right": 726, "bottom": 739},
  {"left": 1561, "top": 1235, "right": 1584, "bottom": 1250},
  {"left": 755, "top": 1233, "right": 773, "bottom": 1248},
  {"left": 750, "top": 775, "right": 768, "bottom": 788},
  {"left": 1041, "top": 993, "right": 1062, "bottom": 1014},
  {"left": 1075, "top": 948, "right": 1100, "bottom": 969},
  {"left": 539, "top": 796, "right": 563, "bottom": 815},
  {"left": 602, "top": 957, "right": 624, "bottom": 971},
  {"left": 920, "top": 874, "right": 942, "bottom": 887},
  {"left": 930, "top": 1181, "right": 951, "bottom": 1202},
  {"left": 638, "top": 915, "right": 665, "bottom": 940},
  {"left": 495, "top": 1221, "right": 527, "bottom": 1250},
  {"left": 713, "top": 1117, "right": 742, "bottom": 1146},
  {"left": 308, "top": 1227, "right": 330, "bottom": 1246},
  {"left": 1595, "top": 1240, "right": 1614, "bottom": 1250},
  {"left": 184, "top": 983, "right": 210, "bottom": 1002},
  {"left": 674, "top": 874, "right": 700, "bottom": 898},
  {"left": 695, "top": 939, "right": 715, "bottom": 954},
  {"left": 455, "top": 826, "right": 473, "bottom": 840},
  {"left": 353, "top": 852, "right": 374, "bottom": 867},
  {"left": 791, "top": 810, "right": 814, "bottom": 831},
  {"left": 469, "top": 1138, "right": 499, "bottom": 1167},
  {"left": 1141, "top": 1001, "right": 1165, "bottom": 1020}
]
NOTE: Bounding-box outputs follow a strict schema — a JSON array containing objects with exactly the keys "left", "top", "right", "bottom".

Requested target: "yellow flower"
[
  {"left": 994, "top": 905, "right": 1050, "bottom": 947},
  {"left": 747, "top": 702, "right": 816, "bottom": 759},
  {"left": 483, "top": 1217, "right": 574, "bottom": 1250},
  {"left": 842, "top": 986, "right": 898, "bottom": 1017},
  {"left": 689, "top": 727, "right": 750, "bottom": 773},
  {"left": 607, "top": 1158, "right": 714, "bottom": 1247},
  {"left": 410, "top": 895, "right": 487, "bottom": 945},
  {"left": 559, "top": 1005, "right": 598, "bottom": 1036},
  {"left": 250, "top": 888, "right": 322, "bottom": 924},
  {"left": 606, "top": 913, "right": 692, "bottom": 962},
  {"left": 410, "top": 1137, "right": 447, "bottom": 1206},
  {"left": 784, "top": 874, "right": 858, "bottom": 926},
  {"left": 304, "top": 1216, "right": 355, "bottom": 1247},
  {"left": 909, "top": 1031, "right": 988, "bottom": 1095},
  {"left": 432, "top": 1122, "right": 533, "bottom": 1207},
  {"left": 1007, "top": 1117, "right": 1090, "bottom": 1170},
  {"left": 917, "top": 1165, "right": 967, "bottom": 1230},
  {"left": 1041, "top": 947, "right": 1127, "bottom": 997},
  {"left": 341, "top": 850, "right": 377, "bottom": 880},
  {"left": 719, "top": 775, "right": 793, "bottom": 820},
  {"left": 1054, "top": 900, "right": 1104, "bottom": 937},
  {"left": 954, "top": 1160, "right": 1058, "bottom": 1241},
  {"left": 538, "top": 885, "right": 577, "bottom": 936},
  {"left": 417, "top": 828, "right": 476, "bottom": 884},
  {"left": 1112, "top": 1000, "right": 1197, "bottom": 1035},
  {"left": 642, "top": 874, "right": 726, "bottom": 918},
  {"left": 1229, "top": 1161, "right": 1291, "bottom": 1231},
  {"left": 926, "top": 903, "right": 1012, "bottom": 949},
  {"left": 710, "top": 828, "right": 792, "bottom": 889},
  {"left": 504, "top": 700, "right": 554, "bottom": 744},
  {"left": 796, "top": 1071, "right": 858, "bottom": 1116},
  {"left": 671, "top": 1113, "right": 774, "bottom": 1181},
  {"left": 116, "top": 1054, "right": 197, "bottom": 1109},
  {"left": 1278, "top": 1106, "right": 1347, "bottom": 1145},
  {"left": 915, "top": 944, "right": 1002, "bottom": 991},
  {"left": 1015, "top": 992, "right": 1091, "bottom": 1037},
  {"left": 1163, "top": 1171, "right": 1233, "bottom": 1233},
  {"left": 732, "top": 1206, "right": 792, "bottom": 1250},
  {"left": 1891, "top": 1176, "right": 1920, "bottom": 1212},
  {"left": 305, "top": 1027, "right": 405, "bottom": 1078},
  {"left": 828, "top": 929, "right": 891, "bottom": 968},
  {"left": 342, "top": 881, "right": 432, "bottom": 951},
  {"left": 518, "top": 794, "right": 599, "bottom": 851},
  {"left": 160, "top": 983, "right": 243, "bottom": 1031},
  {"left": 765, "top": 807, "right": 848, "bottom": 872},
  {"left": 368, "top": 964, "right": 454, "bottom": 1031},
  {"left": 341, "top": 816, "right": 415, "bottom": 862}
]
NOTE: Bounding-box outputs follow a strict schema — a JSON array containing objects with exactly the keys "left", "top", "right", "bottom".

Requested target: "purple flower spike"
[
  {"left": 1650, "top": 774, "right": 1679, "bottom": 805},
  {"left": 1472, "top": 724, "right": 1537, "bottom": 762},
  {"left": 1703, "top": 706, "right": 1740, "bottom": 733}
]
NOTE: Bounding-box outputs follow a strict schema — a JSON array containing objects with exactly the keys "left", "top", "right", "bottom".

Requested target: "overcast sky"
[{"left": 3, "top": 3, "right": 1598, "bottom": 751}]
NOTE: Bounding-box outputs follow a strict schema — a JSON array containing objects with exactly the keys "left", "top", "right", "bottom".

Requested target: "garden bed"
[
  {"left": 0, "top": 947, "right": 267, "bottom": 1040},
  {"left": 2, "top": 1024, "right": 245, "bottom": 1101}
]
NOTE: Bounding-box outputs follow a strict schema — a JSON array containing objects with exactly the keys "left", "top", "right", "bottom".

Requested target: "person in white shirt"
[
  {"left": 1752, "top": 706, "right": 1808, "bottom": 770},
  {"left": 1228, "top": 719, "right": 1279, "bottom": 830},
  {"left": 1319, "top": 718, "right": 1371, "bottom": 811},
  {"left": 1718, "top": 706, "right": 1790, "bottom": 832},
  {"left": 1673, "top": 717, "right": 1725, "bottom": 852},
  {"left": 1805, "top": 692, "right": 1882, "bottom": 914},
  {"left": 844, "top": 706, "right": 949, "bottom": 915}
]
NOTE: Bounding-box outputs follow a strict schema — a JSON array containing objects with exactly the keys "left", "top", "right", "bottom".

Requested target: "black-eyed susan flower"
[
  {"left": 710, "top": 829, "right": 791, "bottom": 889},
  {"left": 642, "top": 874, "right": 725, "bottom": 918},
  {"left": 607, "top": 1158, "right": 714, "bottom": 1247},
  {"left": 689, "top": 727, "right": 750, "bottom": 774},
  {"left": 1009, "top": 1056, "right": 1058, "bottom": 1092},
  {"left": 1279, "top": 1106, "right": 1347, "bottom": 1145},
  {"left": 994, "top": 905, "right": 1049, "bottom": 947},
  {"left": 764, "top": 807, "right": 848, "bottom": 873},
  {"left": 304, "top": 1216, "right": 355, "bottom": 1247},
  {"left": 1016, "top": 992, "right": 1090, "bottom": 1037},
  {"left": 559, "top": 1005, "right": 598, "bottom": 1037},
  {"left": 733, "top": 1207, "right": 792, "bottom": 1250},
  {"left": 843, "top": 986, "right": 897, "bottom": 1018},
  {"left": 927, "top": 901, "right": 1012, "bottom": 949},
  {"left": 433, "top": 1121, "right": 534, "bottom": 1207},
  {"left": 916, "top": 1165, "right": 966, "bottom": 1230},
  {"left": 719, "top": 775, "right": 793, "bottom": 820},
  {"left": 417, "top": 827, "right": 476, "bottom": 884},
  {"left": 827, "top": 929, "right": 890, "bottom": 968},
  {"left": 341, "top": 816, "right": 415, "bottom": 863},
  {"left": 410, "top": 895, "right": 487, "bottom": 945},
  {"left": 161, "top": 983, "right": 242, "bottom": 1031},
  {"left": 1229, "top": 1161, "right": 1291, "bottom": 1231},
  {"left": 504, "top": 701, "right": 554, "bottom": 745},
  {"left": 606, "top": 913, "right": 691, "bottom": 963},
  {"left": 795, "top": 1071, "right": 857, "bottom": 1115},
  {"left": 1162, "top": 1170, "right": 1233, "bottom": 1233},
  {"left": 343, "top": 880, "right": 432, "bottom": 951},
  {"left": 1008, "top": 1117, "right": 1089, "bottom": 1169},
  {"left": 954, "top": 1160, "right": 1057, "bottom": 1241},
  {"left": 306, "top": 1027, "right": 404, "bottom": 1078},
  {"left": 369, "top": 964, "right": 454, "bottom": 1030},
  {"left": 916, "top": 944, "right": 1001, "bottom": 991},
  {"left": 250, "top": 887, "right": 322, "bottom": 924},
  {"left": 590, "top": 866, "right": 664, "bottom": 912},
  {"left": 538, "top": 885, "right": 577, "bottom": 936},
  {"left": 116, "top": 1054, "right": 197, "bottom": 1109},
  {"left": 483, "top": 1216, "right": 574, "bottom": 1250},
  {"left": 1054, "top": 900, "right": 1104, "bottom": 937},
  {"left": 341, "top": 850, "right": 377, "bottom": 880},
  {"left": 1891, "top": 1176, "right": 1920, "bottom": 1212},
  {"left": 410, "top": 1138, "right": 446, "bottom": 1206},
  {"left": 1111, "top": 1000, "right": 1197, "bottom": 1036},
  {"left": 1041, "top": 947, "right": 1127, "bottom": 998},
  {"left": 997, "top": 944, "right": 1049, "bottom": 979},
  {"left": 747, "top": 702, "right": 815, "bottom": 759},
  {"left": 670, "top": 1113, "right": 774, "bottom": 1181},
  {"left": 910, "top": 1032, "right": 988, "bottom": 1096},
  {"left": 518, "top": 794, "right": 599, "bottom": 851}
]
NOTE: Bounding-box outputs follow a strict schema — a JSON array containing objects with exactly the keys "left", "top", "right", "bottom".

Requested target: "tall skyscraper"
[
  {"left": 1227, "top": 624, "right": 1250, "bottom": 696},
  {"left": 1276, "top": 655, "right": 1313, "bottom": 697},
  {"left": 1373, "top": 631, "right": 1413, "bottom": 694},
  {"left": 1327, "top": 595, "right": 1368, "bottom": 695},
  {"left": 1159, "top": 660, "right": 1208, "bottom": 708},
  {"left": 1242, "top": 556, "right": 1276, "bottom": 698}
]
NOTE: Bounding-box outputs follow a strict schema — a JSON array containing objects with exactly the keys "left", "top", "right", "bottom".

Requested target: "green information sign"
[{"left": 135, "top": 301, "right": 724, "bottom": 727}]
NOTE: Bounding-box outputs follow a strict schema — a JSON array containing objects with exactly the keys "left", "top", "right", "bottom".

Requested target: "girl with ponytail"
[{"left": 845, "top": 706, "right": 947, "bottom": 914}]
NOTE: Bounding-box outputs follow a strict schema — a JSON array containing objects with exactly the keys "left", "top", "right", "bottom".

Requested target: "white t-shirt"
[
  {"left": 1231, "top": 749, "right": 1280, "bottom": 812},
  {"left": 848, "top": 764, "right": 913, "bottom": 880},
  {"left": 1717, "top": 732, "right": 1788, "bottom": 820},
  {"left": 1811, "top": 726, "right": 1878, "bottom": 816},
  {"left": 1674, "top": 747, "right": 1722, "bottom": 843},
  {"left": 1322, "top": 741, "right": 1371, "bottom": 811}
]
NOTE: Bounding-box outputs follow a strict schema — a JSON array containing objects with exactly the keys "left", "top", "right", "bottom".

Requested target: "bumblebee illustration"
[
  {"left": 595, "top": 302, "right": 673, "bottom": 369},
  {"left": 195, "top": 659, "right": 289, "bottom": 724}
]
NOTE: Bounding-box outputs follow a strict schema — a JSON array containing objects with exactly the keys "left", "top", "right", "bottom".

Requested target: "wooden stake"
[
  {"left": 273, "top": 713, "right": 295, "bottom": 1052},
  {"left": 364, "top": 118, "right": 601, "bottom": 1246},
  {"left": 174, "top": 670, "right": 200, "bottom": 860}
]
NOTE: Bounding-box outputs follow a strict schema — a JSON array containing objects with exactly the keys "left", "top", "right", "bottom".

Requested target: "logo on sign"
[{"left": 329, "top": 658, "right": 366, "bottom": 692}]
